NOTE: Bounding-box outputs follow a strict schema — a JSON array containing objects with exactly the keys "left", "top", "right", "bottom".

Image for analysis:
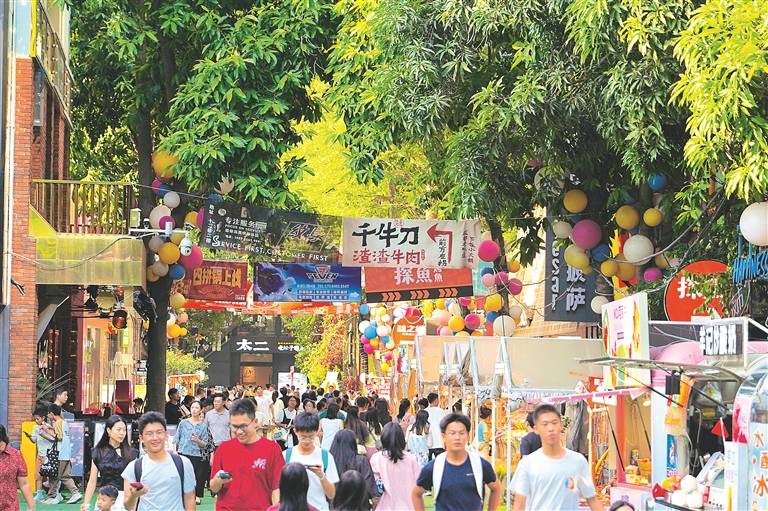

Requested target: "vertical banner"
[
  {"left": 601, "top": 292, "right": 650, "bottom": 387},
  {"left": 544, "top": 229, "right": 599, "bottom": 322},
  {"left": 342, "top": 217, "right": 481, "bottom": 268}
]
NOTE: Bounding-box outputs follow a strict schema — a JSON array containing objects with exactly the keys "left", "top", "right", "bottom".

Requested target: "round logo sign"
[{"left": 664, "top": 260, "right": 727, "bottom": 321}]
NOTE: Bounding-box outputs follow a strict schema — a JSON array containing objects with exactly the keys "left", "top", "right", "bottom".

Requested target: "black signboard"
[
  {"left": 544, "top": 229, "right": 599, "bottom": 323},
  {"left": 201, "top": 200, "right": 341, "bottom": 263}
]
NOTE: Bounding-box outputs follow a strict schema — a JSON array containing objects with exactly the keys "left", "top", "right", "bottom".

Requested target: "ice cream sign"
[{"left": 602, "top": 292, "right": 650, "bottom": 387}]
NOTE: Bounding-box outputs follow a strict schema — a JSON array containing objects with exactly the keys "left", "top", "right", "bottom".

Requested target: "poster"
[
  {"left": 253, "top": 263, "right": 361, "bottom": 302},
  {"left": 544, "top": 229, "right": 599, "bottom": 322},
  {"left": 472, "top": 260, "right": 495, "bottom": 296},
  {"left": 364, "top": 266, "right": 473, "bottom": 302},
  {"left": 664, "top": 260, "right": 727, "bottom": 320},
  {"left": 201, "top": 200, "right": 341, "bottom": 263},
  {"left": 602, "top": 292, "right": 650, "bottom": 387},
  {"left": 342, "top": 217, "right": 481, "bottom": 269},
  {"left": 177, "top": 260, "right": 250, "bottom": 302}
]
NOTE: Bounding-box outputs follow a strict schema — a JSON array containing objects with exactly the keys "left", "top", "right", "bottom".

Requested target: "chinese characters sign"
[
  {"left": 253, "top": 262, "right": 361, "bottom": 302},
  {"left": 342, "top": 217, "right": 481, "bottom": 269},
  {"left": 544, "top": 230, "right": 599, "bottom": 322},
  {"left": 177, "top": 260, "right": 249, "bottom": 303},
  {"left": 602, "top": 292, "right": 650, "bottom": 387},
  {"left": 201, "top": 200, "right": 341, "bottom": 263},
  {"left": 364, "top": 266, "right": 474, "bottom": 302},
  {"left": 663, "top": 260, "right": 727, "bottom": 320}
]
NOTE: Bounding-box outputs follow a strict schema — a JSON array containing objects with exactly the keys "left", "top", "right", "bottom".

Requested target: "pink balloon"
[
  {"left": 151, "top": 178, "right": 163, "bottom": 194},
  {"left": 464, "top": 313, "right": 482, "bottom": 330},
  {"left": 438, "top": 326, "right": 453, "bottom": 336},
  {"left": 509, "top": 278, "right": 523, "bottom": 295},
  {"left": 180, "top": 245, "right": 204, "bottom": 270},
  {"left": 196, "top": 208, "right": 205, "bottom": 229},
  {"left": 159, "top": 216, "right": 175, "bottom": 230},
  {"left": 406, "top": 306, "right": 422, "bottom": 319},
  {"left": 360, "top": 335, "right": 369, "bottom": 344},
  {"left": 495, "top": 271, "right": 510, "bottom": 286},
  {"left": 363, "top": 344, "right": 375, "bottom": 354},
  {"left": 458, "top": 297, "right": 471, "bottom": 307},
  {"left": 432, "top": 309, "right": 451, "bottom": 327},
  {"left": 571, "top": 219, "right": 602, "bottom": 250},
  {"left": 478, "top": 240, "right": 501, "bottom": 262},
  {"left": 481, "top": 273, "right": 496, "bottom": 288},
  {"left": 383, "top": 352, "right": 393, "bottom": 361},
  {"left": 643, "top": 267, "right": 662, "bottom": 282}
]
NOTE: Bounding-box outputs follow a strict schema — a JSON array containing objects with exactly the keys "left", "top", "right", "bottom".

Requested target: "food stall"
[
  {"left": 466, "top": 337, "right": 504, "bottom": 459},
  {"left": 415, "top": 335, "right": 456, "bottom": 399}
]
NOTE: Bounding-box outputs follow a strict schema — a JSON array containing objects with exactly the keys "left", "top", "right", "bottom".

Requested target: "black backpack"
[{"left": 133, "top": 452, "right": 185, "bottom": 506}]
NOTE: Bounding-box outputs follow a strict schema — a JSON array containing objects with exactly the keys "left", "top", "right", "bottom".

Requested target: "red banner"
[
  {"left": 178, "top": 260, "right": 250, "bottom": 303},
  {"left": 364, "top": 266, "right": 473, "bottom": 302}
]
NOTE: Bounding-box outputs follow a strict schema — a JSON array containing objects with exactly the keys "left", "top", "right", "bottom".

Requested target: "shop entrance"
[{"left": 239, "top": 354, "right": 273, "bottom": 386}]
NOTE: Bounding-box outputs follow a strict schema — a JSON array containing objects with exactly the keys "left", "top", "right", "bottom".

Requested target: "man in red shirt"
[
  {"left": 0, "top": 424, "right": 36, "bottom": 510},
  {"left": 210, "top": 398, "right": 285, "bottom": 510}
]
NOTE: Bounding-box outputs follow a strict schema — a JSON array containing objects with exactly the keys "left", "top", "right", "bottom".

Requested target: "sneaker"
[
  {"left": 33, "top": 490, "right": 47, "bottom": 502},
  {"left": 66, "top": 491, "right": 83, "bottom": 504},
  {"left": 42, "top": 495, "right": 63, "bottom": 505},
  {"left": 195, "top": 497, "right": 201, "bottom": 505}
]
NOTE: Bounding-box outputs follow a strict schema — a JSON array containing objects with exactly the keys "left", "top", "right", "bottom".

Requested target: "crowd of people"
[{"left": 0, "top": 382, "right": 613, "bottom": 511}]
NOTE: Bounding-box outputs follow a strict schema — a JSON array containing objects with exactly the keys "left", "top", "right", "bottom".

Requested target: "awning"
[
  {"left": 580, "top": 356, "right": 745, "bottom": 383},
  {"left": 36, "top": 297, "right": 69, "bottom": 340},
  {"left": 543, "top": 387, "right": 648, "bottom": 404}
]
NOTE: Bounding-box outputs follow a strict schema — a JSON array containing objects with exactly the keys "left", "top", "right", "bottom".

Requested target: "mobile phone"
[
  {"left": 303, "top": 464, "right": 322, "bottom": 469},
  {"left": 218, "top": 471, "right": 232, "bottom": 480},
  {"left": 130, "top": 482, "right": 144, "bottom": 490}
]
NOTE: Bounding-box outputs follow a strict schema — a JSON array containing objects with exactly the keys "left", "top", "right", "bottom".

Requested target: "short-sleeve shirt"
[
  {"left": 210, "top": 436, "right": 285, "bottom": 511},
  {"left": 174, "top": 419, "right": 209, "bottom": 457},
  {"left": 165, "top": 401, "right": 182, "bottom": 425},
  {"left": 416, "top": 455, "right": 496, "bottom": 511},
  {"left": 121, "top": 453, "right": 196, "bottom": 510},
  {"left": 92, "top": 446, "right": 138, "bottom": 490},
  {"left": 32, "top": 424, "right": 53, "bottom": 454},
  {"left": 0, "top": 445, "right": 27, "bottom": 510},
  {"left": 55, "top": 418, "right": 72, "bottom": 461},
  {"left": 283, "top": 447, "right": 340, "bottom": 511},
  {"left": 512, "top": 449, "right": 596, "bottom": 511},
  {"left": 205, "top": 409, "right": 231, "bottom": 446}
]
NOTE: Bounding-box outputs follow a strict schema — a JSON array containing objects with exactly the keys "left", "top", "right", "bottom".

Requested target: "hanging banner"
[
  {"left": 391, "top": 317, "right": 426, "bottom": 345},
  {"left": 364, "top": 266, "right": 473, "bottom": 302},
  {"left": 544, "top": 229, "right": 599, "bottom": 322},
  {"left": 342, "top": 217, "right": 481, "bottom": 269},
  {"left": 177, "top": 260, "right": 250, "bottom": 303},
  {"left": 201, "top": 200, "right": 341, "bottom": 263},
  {"left": 664, "top": 260, "right": 727, "bottom": 321},
  {"left": 253, "top": 262, "right": 362, "bottom": 302},
  {"left": 602, "top": 292, "right": 650, "bottom": 387}
]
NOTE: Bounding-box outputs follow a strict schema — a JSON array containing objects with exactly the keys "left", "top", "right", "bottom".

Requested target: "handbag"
[
  {"left": 203, "top": 424, "right": 216, "bottom": 461},
  {"left": 274, "top": 416, "right": 293, "bottom": 443},
  {"left": 40, "top": 442, "right": 59, "bottom": 478}
]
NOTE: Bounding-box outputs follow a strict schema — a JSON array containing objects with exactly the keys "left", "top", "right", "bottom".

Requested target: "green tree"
[{"left": 166, "top": 349, "right": 210, "bottom": 376}]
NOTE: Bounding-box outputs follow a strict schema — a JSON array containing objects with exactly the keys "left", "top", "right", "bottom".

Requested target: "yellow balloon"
[
  {"left": 615, "top": 205, "right": 640, "bottom": 230},
  {"left": 471, "top": 330, "right": 483, "bottom": 337},
  {"left": 370, "top": 338, "right": 379, "bottom": 347},
  {"left": 158, "top": 242, "right": 181, "bottom": 264},
  {"left": 170, "top": 232, "right": 185, "bottom": 245},
  {"left": 484, "top": 294, "right": 503, "bottom": 312},
  {"left": 615, "top": 254, "right": 637, "bottom": 281},
  {"left": 146, "top": 267, "right": 160, "bottom": 282},
  {"left": 448, "top": 315, "right": 465, "bottom": 332},
  {"left": 170, "top": 292, "right": 186, "bottom": 309},
  {"left": 507, "top": 259, "right": 521, "bottom": 273},
  {"left": 178, "top": 327, "right": 188, "bottom": 337},
  {"left": 167, "top": 324, "right": 182, "bottom": 338},
  {"left": 564, "top": 244, "right": 589, "bottom": 269},
  {"left": 152, "top": 151, "right": 178, "bottom": 179},
  {"left": 435, "top": 299, "right": 446, "bottom": 310},
  {"left": 455, "top": 331, "right": 471, "bottom": 337},
  {"left": 643, "top": 208, "right": 663, "bottom": 227},
  {"left": 380, "top": 362, "right": 391, "bottom": 372},
  {"left": 582, "top": 265, "right": 594, "bottom": 275},
  {"left": 184, "top": 211, "right": 199, "bottom": 226},
  {"left": 600, "top": 260, "right": 618, "bottom": 277},
  {"left": 654, "top": 253, "right": 671, "bottom": 269},
  {"left": 563, "top": 189, "right": 588, "bottom": 213}
]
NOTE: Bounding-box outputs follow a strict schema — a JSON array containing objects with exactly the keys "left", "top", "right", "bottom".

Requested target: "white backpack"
[{"left": 432, "top": 449, "right": 484, "bottom": 500}]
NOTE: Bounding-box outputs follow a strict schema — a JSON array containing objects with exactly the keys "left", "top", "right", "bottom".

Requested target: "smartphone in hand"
[
  {"left": 218, "top": 471, "right": 232, "bottom": 480},
  {"left": 130, "top": 482, "right": 144, "bottom": 490}
]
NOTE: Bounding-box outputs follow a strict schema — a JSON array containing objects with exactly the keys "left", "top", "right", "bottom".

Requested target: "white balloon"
[
  {"left": 533, "top": 167, "right": 565, "bottom": 193},
  {"left": 493, "top": 315, "right": 516, "bottom": 336},
  {"left": 623, "top": 234, "right": 654, "bottom": 265},
  {"left": 358, "top": 320, "right": 371, "bottom": 334},
  {"left": 149, "top": 205, "right": 171, "bottom": 229},
  {"left": 151, "top": 261, "right": 169, "bottom": 277},
  {"left": 482, "top": 231, "right": 493, "bottom": 241},
  {"left": 381, "top": 314, "right": 392, "bottom": 324},
  {"left": 167, "top": 313, "right": 177, "bottom": 326},
  {"left": 553, "top": 221, "right": 573, "bottom": 239},
  {"left": 740, "top": 202, "right": 768, "bottom": 246},
  {"left": 393, "top": 307, "right": 406, "bottom": 318},
  {"left": 163, "top": 191, "right": 181, "bottom": 209},
  {"left": 448, "top": 303, "right": 462, "bottom": 316},
  {"left": 509, "top": 305, "right": 523, "bottom": 319},
  {"left": 591, "top": 296, "right": 609, "bottom": 314},
  {"left": 148, "top": 235, "right": 164, "bottom": 253},
  {"left": 376, "top": 325, "right": 391, "bottom": 338}
]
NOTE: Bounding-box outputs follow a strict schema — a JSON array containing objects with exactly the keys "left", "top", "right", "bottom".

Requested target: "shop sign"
[
  {"left": 177, "top": 260, "right": 250, "bottom": 303},
  {"left": 696, "top": 317, "right": 747, "bottom": 365},
  {"left": 732, "top": 238, "right": 768, "bottom": 283},
  {"left": 664, "top": 260, "right": 727, "bottom": 320},
  {"left": 253, "top": 262, "right": 361, "bottom": 302},
  {"left": 342, "top": 217, "right": 481, "bottom": 269},
  {"left": 602, "top": 292, "right": 650, "bottom": 387},
  {"left": 544, "top": 230, "right": 599, "bottom": 323},
  {"left": 364, "top": 266, "right": 473, "bottom": 302},
  {"left": 277, "top": 341, "right": 303, "bottom": 352},
  {"left": 201, "top": 200, "right": 341, "bottom": 263},
  {"left": 232, "top": 338, "right": 271, "bottom": 352},
  {"left": 391, "top": 317, "right": 425, "bottom": 345}
]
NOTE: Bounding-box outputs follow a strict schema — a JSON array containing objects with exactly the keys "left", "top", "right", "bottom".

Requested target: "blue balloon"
[
  {"left": 364, "top": 325, "right": 378, "bottom": 340},
  {"left": 380, "top": 336, "right": 391, "bottom": 344},
  {"left": 622, "top": 190, "right": 637, "bottom": 205},
  {"left": 480, "top": 267, "right": 495, "bottom": 277},
  {"left": 486, "top": 311, "right": 499, "bottom": 323},
  {"left": 569, "top": 214, "right": 584, "bottom": 223},
  {"left": 208, "top": 193, "right": 223, "bottom": 204},
  {"left": 154, "top": 183, "right": 172, "bottom": 197},
  {"left": 629, "top": 227, "right": 640, "bottom": 235},
  {"left": 591, "top": 244, "right": 611, "bottom": 263},
  {"left": 168, "top": 264, "right": 186, "bottom": 281},
  {"left": 359, "top": 304, "right": 370, "bottom": 315},
  {"left": 648, "top": 174, "right": 667, "bottom": 191}
]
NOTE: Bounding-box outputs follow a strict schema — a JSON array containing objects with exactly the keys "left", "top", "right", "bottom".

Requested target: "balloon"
[
  {"left": 208, "top": 193, "right": 223, "bottom": 204},
  {"left": 364, "top": 325, "right": 378, "bottom": 340},
  {"left": 152, "top": 179, "right": 171, "bottom": 197},
  {"left": 383, "top": 352, "right": 394, "bottom": 362},
  {"left": 448, "top": 315, "right": 465, "bottom": 332},
  {"left": 380, "top": 336, "right": 391, "bottom": 346},
  {"left": 168, "top": 264, "right": 186, "bottom": 281},
  {"left": 570, "top": 219, "right": 602, "bottom": 250},
  {"left": 167, "top": 324, "right": 182, "bottom": 338},
  {"left": 167, "top": 313, "right": 177, "bottom": 326},
  {"left": 158, "top": 215, "right": 175, "bottom": 230},
  {"left": 158, "top": 242, "right": 181, "bottom": 264},
  {"left": 405, "top": 306, "right": 422, "bottom": 319},
  {"left": 148, "top": 235, "right": 164, "bottom": 253},
  {"left": 464, "top": 313, "right": 482, "bottom": 330},
  {"left": 435, "top": 299, "right": 446, "bottom": 310},
  {"left": 152, "top": 151, "right": 178, "bottom": 179},
  {"left": 623, "top": 234, "right": 654, "bottom": 264},
  {"left": 486, "top": 311, "right": 499, "bottom": 323},
  {"left": 481, "top": 274, "right": 496, "bottom": 288},
  {"left": 591, "top": 296, "right": 609, "bottom": 314},
  {"left": 381, "top": 314, "right": 391, "bottom": 324},
  {"left": 564, "top": 245, "right": 589, "bottom": 269},
  {"left": 553, "top": 221, "right": 573, "bottom": 239},
  {"left": 495, "top": 271, "right": 510, "bottom": 286},
  {"left": 149, "top": 205, "right": 172, "bottom": 229},
  {"left": 484, "top": 294, "right": 503, "bottom": 312},
  {"left": 446, "top": 303, "right": 461, "bottom": 317},
  {"left": 740, "top": 202, "right": 768, "bottom": 246},
  {"left": 458, "top": 297, "right": 471, "bottom": 307},
  {"left": 151, "top": 261, "right": 169, "bottom": 277},
  {"left": 509, "top": 305, "right": 523, "bottom": 319},
  {"left": 359, "top": 304, "right": 370, "bottom": 315},
  {"left": 615, "top": 205, "right": 640, "bottom": 230},
  {"left": 170, "top": 232, "right": 185, "bottom": 245},
  {"left": 178, "top": 327, "right": 188, "bottom": 337},
  {"left": 146, "top": 267, "right": 160, "bottom": 282},
  {"left": 196, "top": 208, "right": 205, "bottom": 229},
  {"left": 380, "top": 362, "right": 391, "bottom": 373},
  {"left": 359, "top": 321, "right": 371, "bottom": 334},
  {"left": 508, "top": 278, "right": 523, "bottom": 295},
  {"left": 455, "top": 331, "right": 470, "bottom": 337},
  {"left": 482, "top": 231, "right": 493, "bottom": 241},
  {"left": 438, "top": 326, "right": 453, "bottom": 337},
  {"left": 648, "top": 174, "right": 667, "bottom": 191},
  {"left": 493, "top": 315, "right": 516, "bottom": 336},
  {"left": 177, "top": 312, "right": 189, "bottom": 324},
  {"left": 163, "top": 191, "right": 181, "bottom": 209},
  {"left": 364, "top": 344, "right": 375, "bottom": 355},
  {"left": 471, "top": 330, "right": 483, "bottom": 337},
  {"left": 376, "top": 325, "right": 391, "bottom": 338},
  {"left": 592, "top": 244, "right": 611, "bottom": 263},
  {"left": 369, "top": 338, "right": 380, "bottom": 347},
  {"left": 431, "top": 309, "right": 450, "bottom": 327},
  {"left": 507, "top": 259, "right": 521, "bottom": 273},
  {"left": 180, "top": 245, "right": 204, "bottom": 270},
  {"left": 184, "top": 211, "right": 198, "bottom": 227},
  {"left": 643, "top": 208, "right": 663, "bottom": 227},
  {"left": 654, "top": 253, "right": 671, "bottom": 269},
  {"left": 170, "top": 292, "right": 186, "bottom": 309},
  {"left": 563, "top": 190, "right": 588, "bottom": 213},
  {"left": 533, "top": 167, "right": 565, "bottom": 193},
  {"left": 600, "top": 259, "right": 618, "bottom": 277},
  {"left": 615, "top": 254, "right": 637, "bottom": 281},
  {"left": 480, "top": 267, "right": 495, "bottom": 277},
  {"left": 643, "top": 267, "right": 663, "bottom": 282},
  {"left": 478, "top": 240, "right": 501, "bottom": 262}
]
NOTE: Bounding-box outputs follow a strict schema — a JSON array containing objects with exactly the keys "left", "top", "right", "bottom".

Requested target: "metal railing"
[
  {"left": 32, "top": 0, "right": 74, "bottom": 120},
  {"left": 31, "top": 180, "right": 138, "bottom": 234}
]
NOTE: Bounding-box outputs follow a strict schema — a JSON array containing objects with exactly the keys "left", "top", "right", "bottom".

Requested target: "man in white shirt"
[
  {"left": 205, "top": 394, "right": 230, "bottom": 447},
  {"left": 425, "top": 392, "right": 447, "bottom": 460},
  {"left": 254, "top": 386, "right": 273, "bottom": 424}
]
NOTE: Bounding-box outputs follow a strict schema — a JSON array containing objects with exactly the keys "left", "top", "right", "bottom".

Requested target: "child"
[
  {"left": 96, "top": 485, "right": 119, "bottom": 511},
  {"left": 26, "top": 405, "right": 56, "bottom": 501}
]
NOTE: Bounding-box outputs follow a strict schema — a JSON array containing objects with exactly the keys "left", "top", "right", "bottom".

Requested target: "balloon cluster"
[
  {"left": 145, "top": 151, "right": 206, "bottom": 340},
  {"left": 554, "top": 175, "right": 681, "bottom": 313},
  {"left": 359, "top": 303, "right": 422, "bottom": 374}
]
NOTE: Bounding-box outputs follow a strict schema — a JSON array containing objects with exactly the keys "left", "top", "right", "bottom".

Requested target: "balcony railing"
[
  {"left": 31, "top": 180, "right": 138, "bottom": 235},
  {"left": 32, "top": 0, "right": 74, "bottom": 120}
]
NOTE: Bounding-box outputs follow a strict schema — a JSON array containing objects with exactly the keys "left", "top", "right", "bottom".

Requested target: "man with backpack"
[
  {"left": 209, "top": 399, "right": 285, "bottom": 510},
  {"left": 122, "top": 412, "right": 196, "bottom": 510},
  {"left": 283, "top": 412, "right": 339, "bottom": 511}
]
